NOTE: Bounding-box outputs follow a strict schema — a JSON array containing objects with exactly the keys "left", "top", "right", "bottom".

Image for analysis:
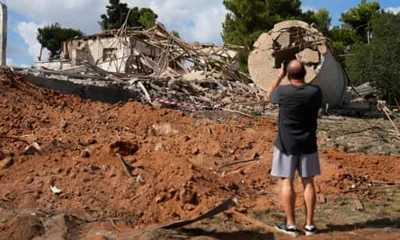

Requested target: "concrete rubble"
[{"left": 344, "top": 82, "right": 378, "bottom": 110}]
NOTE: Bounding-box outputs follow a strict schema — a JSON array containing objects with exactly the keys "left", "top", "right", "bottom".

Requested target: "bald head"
[{"left": 287, "top": 60, "right": 306, "bottom": 81}]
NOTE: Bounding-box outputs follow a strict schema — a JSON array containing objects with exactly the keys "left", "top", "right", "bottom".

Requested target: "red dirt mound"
[{"left": 0, "top": 69, "right": 399, "bottom": 231}]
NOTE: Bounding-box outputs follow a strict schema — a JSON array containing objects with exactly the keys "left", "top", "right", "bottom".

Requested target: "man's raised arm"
[{"left": 266, "top": 68, "right": 286, "bottom": 102}]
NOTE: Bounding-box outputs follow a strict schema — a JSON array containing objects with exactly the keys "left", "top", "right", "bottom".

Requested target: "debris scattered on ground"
[
  {"left": 23, "top": 142, "right": 41, "bottom": 155},
  {"left": 353, "top": 198, "right": 365, "bottom": 211},
  {"left": 50, "top": 186, "right": 62, "bottom": 195},
  {"left": 377, "top": 100, "right": 400, "bottom": 139}
]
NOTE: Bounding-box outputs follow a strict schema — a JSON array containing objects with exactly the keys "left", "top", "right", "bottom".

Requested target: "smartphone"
[{"left": 282, "top": 60, "right": 289, "bottom": 72}]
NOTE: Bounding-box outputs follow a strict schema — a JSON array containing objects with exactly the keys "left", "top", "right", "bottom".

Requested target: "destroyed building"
[
  {"left": 57, "top": 30, "right": 162, "bottom": 73},
  {"left": 24, "top": 23, "right": 267, "bottom": 115},
  {"left": 35, "top": 23, "right": 240, "bottom": 78}
]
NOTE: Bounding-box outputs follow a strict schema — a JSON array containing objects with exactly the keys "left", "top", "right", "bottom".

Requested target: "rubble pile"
[
  {"left": 348, "top": 82, "right": 378, "bottom": 108},
  {"left": 14, "top": 23, "right": 270, "bottom": 115},
  {"left": 135, "top": 77, "right": 269, "bottom": 113},
  {"left": 17, "top": 66, "right": 269, "bottom": 115}
]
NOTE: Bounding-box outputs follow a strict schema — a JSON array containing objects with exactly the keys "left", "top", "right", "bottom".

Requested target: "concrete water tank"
[{"left": 248, "top": 20, "right": 348, "bottom": 108}]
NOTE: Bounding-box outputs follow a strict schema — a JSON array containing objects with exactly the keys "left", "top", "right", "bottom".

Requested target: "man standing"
[{"left": 266, "top": 60, "right": 322, "bottom": 236}]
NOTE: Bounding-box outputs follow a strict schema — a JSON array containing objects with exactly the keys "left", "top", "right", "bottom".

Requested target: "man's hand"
[{"left": 278, "top": 67, "right": 287, "bottom": 80}]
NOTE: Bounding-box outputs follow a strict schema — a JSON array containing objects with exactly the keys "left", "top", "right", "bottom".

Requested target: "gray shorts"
[{"left": 271, "top": 147, "right": 321, "bottom": 178}]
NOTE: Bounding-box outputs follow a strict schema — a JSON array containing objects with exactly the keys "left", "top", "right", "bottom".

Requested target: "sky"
[{"left": 4, "top": 0, "right": 400, "bottom": 67}]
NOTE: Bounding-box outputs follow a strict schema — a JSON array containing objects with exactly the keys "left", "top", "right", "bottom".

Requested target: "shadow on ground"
[
  {"left": 320, "top": 217, "right": 400, "bottom": 234},
  {"left": 180, "top": 228, "right": 275, "bottom": 240}
]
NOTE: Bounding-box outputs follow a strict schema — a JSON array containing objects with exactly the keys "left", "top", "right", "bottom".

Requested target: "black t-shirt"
[{"left": 270, "top": 84, "right": 322, "bottom": 154}]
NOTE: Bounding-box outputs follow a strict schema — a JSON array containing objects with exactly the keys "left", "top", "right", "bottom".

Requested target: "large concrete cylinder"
[{"left": 248, "top": 20, "right": 348, "bottom": 108}]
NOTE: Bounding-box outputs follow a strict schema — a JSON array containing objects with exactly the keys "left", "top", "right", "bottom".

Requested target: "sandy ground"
[{"left": 0, "top": 69, "right": 399, "bottom": 239}]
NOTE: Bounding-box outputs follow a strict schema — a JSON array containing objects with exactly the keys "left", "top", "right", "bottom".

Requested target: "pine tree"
[
  {"left": 37, "top": 23, "right": 83, "bottom": 59},
  {"left": 99, "top": 0, "right": 158, "bottom": 31}
]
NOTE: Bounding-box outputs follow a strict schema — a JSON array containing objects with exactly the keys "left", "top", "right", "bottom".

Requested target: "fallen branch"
[
  {"left": 160, "top": 197, "right": 237, "bottom": 229},
  {"left": 217, "top": 157, "right": 260, "bottom": 173},
  {"left": 0, "top": 135, "right": 30, "bottom": 145},
  {"left": 115, "top": 153, "right": 137, "bottom": 178},
  {"left": 371, "top": 180, "right": 400, "bottom": 185},
  {"left": 377, "top": 101, "right": 400, "bottom": 136}
]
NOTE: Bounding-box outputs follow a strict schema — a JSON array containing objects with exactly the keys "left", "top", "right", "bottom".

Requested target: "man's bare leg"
[
  {"left": 302, "top": 177, "right": 316, "bottom": 226},
  {"left": 281, "top": 178, "right": 296, "bottom": 226}
]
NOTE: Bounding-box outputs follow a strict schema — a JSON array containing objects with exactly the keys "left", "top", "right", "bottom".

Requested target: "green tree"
[
  {"left": 300, "top": 9, "right": 331, "bottom": 36},
  {"left": 100, "top": 0, "right": 158, "bottom": 31},
  {"left": 37, "top": 23, "right": 83, "bottom": 60},
  {"left": 346, "top": 13, "right": 400, "bottom": 104},
  {"left": 170, "top": 30, "right": 181, "bottom": 38},
  {"left": 327, "top": 26, "right": 358, "bottom": 55},
  {"left": 313, "top": 9, "right": 331, "bottom": 35},
  {"left": 222, "top": 0, "right": 303, "bottom": 71},
  {"left": 100, "top": 0, "right": 129, "bottom": 30},
  {"left": 222, "top": 0, "right": 302, "bottom": 47},
  {"left": 340, "top": 0, "right": 381, "bottom": 43},
  {"left": 138, "top": 8, "right": 158, "bottom": 29},
  {"left": 324, "top": 1, "right": 381, "bottom": 59}
]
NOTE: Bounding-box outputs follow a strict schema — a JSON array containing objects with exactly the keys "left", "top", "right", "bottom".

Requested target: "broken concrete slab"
[
  {"left": 304, "top": 65, "right": 317, "bottom": 83},
  {"left": 253, "top": 33, "right": 273, "bottom": 49},
  {"left": 318, "top": 44, "right": 328, "bottom": 55},
  {"left": 296, "top": 48, "right": 320, "bottom": 64},
  {"left": 273, "top": 20, "right": 310, "bottom": 31},
  {"left": 20, "top": 74, "right": 141, "bottom": 104},
  {"left": 276, "top": 32, "right": 291, "bottom": 49}
]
